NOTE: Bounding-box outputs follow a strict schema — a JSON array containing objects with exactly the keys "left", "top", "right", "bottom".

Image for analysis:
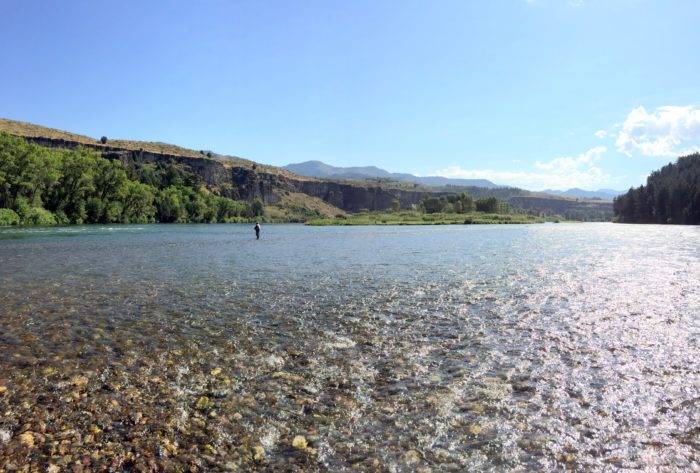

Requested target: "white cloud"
[
  {"left": 431, "top": 147, "right": 609, "bottom": 191},
  {"left": 615, "top": 105, "right": 700, "bottom": 157},
  {"left": 594, "top": 130, "right": 607, "bottom": 139}
]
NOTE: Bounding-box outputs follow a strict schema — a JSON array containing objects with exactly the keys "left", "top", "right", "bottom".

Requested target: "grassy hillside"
[
  {"left": 0, "top": 118, "right": 307, "bottom": 180},
  {"left": 265, "top": 192, "right": 345, "bottom": 222},
  {"left": 0, "top": 118, "right": 205, "bottom": 157}
]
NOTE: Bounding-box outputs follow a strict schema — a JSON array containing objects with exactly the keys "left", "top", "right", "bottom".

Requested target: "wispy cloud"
[
  {"left": 615, "top": 105, "right": 700, "bottom": 157},
  {"left": 594, "top": 130, "right": 607, "bottom": 139},
  {"left": 431, "top": 146, "right": 609, "bottom": 190}
]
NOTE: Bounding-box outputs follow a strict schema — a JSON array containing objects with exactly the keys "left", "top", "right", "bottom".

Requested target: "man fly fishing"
[{"left": 254, "top": 222, "right": 261, "bottom": 240}]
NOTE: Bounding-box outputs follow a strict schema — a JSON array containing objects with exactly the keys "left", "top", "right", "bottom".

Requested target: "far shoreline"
[
  {"left": 0, "top": 217, "right": 574, "bottom": 231},
  {"left": 305, "top": 211, "right": 551, "bottom": 226}
]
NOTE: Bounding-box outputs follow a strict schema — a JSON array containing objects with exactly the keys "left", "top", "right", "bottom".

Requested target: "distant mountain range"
[
  {"left": 284, "top": 160, "right": 623, "bottom": 199},
  {"left": 284, "top": 160, "right": 499, "bottom": 188},
  {"left": 541, "top": 188, "right": 624, "bottom": 201}
]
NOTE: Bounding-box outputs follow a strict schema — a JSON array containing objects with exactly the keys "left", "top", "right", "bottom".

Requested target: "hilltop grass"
[
  {"left": 0, "top": 118, "right": 306, "bottom": 179},
  {"left": 306, "top": 211, "right": 546, "bottom": 226}
]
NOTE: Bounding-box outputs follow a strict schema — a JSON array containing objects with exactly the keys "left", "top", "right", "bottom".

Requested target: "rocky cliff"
[{"left": 20, "top": 136, "right": 432, "bottom": 212}]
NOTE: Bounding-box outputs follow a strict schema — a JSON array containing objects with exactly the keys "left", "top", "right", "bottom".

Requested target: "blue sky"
[{"left": 2, "top": 0, "right": 699, "bottom": 190}]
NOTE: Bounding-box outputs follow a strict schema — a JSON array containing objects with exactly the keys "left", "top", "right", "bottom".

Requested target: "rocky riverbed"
[{"left": 0, "top": 223, "right": 698, "bottom": 471}]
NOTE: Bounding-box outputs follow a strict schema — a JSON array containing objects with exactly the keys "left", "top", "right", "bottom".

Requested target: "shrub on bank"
[
  {"left": 0, "top": 208, "right": 20, "bottom": 226},
  {"left": 22, "top": 207, "right": 57, "bottom": 226}
]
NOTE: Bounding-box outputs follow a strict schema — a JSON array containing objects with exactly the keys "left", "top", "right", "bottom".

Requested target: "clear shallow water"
[{"left": 0, "top": 223, "right": 698, "bottom": 471}]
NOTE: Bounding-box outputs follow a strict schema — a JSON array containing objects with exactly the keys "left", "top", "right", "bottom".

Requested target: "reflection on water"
[{"left": 0, "top": 223, "right": 698, "bottom": 471}]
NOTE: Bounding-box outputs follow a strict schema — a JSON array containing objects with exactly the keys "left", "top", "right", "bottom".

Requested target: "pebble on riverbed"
[
  {"left": 18, "top": 431, "right": 35, "bottom": 448},
  {"left": 404, "top": 449, "right": 422, "bottom": 465},
  {"left": 292, "top": 435, "right": 308, "bottom": 450},
  {"left": 253, "top": 445, "right": 265, "bottom": 461}
]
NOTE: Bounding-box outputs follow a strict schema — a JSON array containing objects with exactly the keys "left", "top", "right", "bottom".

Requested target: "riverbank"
[{"left": 306, "top": 211, "right": 546, "bottom": 225}]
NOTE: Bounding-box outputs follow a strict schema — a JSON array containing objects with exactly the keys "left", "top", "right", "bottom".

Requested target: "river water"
[{"left": 0, "top": 223, "right": 698, "bottom": 471}]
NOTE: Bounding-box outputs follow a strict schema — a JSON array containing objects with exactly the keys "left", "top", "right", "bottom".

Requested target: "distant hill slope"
[
  {"left": 0, "top": 117, "right": 208, "bottom": 159},
  {"left": 284, "top": 160, "right": 499, "bottom": 188},
  {"left": 543, "top": 188, "right": 623, "bottom": 201},
  {"left": 0, "top": 118, "right": 300, "bottom": 178}
]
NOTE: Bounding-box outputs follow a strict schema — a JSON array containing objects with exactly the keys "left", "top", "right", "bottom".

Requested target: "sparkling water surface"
[{"left": 0, "top": 223, "right": 698, "bottom": 471}]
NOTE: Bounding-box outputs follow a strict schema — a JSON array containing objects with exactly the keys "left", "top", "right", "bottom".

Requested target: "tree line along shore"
[
  {"left": 0, "top": 133, "right": 265, "bottom": 226},
  {"left": 613, "top": 153, "right": 700, "bottom": 225}
]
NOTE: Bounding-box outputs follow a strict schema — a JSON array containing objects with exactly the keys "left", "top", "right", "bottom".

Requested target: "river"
[{"left": 0, "top": 223, "right": 698, "bottom": 471}]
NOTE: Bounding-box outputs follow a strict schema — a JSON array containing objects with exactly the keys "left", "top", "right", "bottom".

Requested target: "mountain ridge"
[
  {"left": 542, "top": 188, "right": 624, "bottom": 201},
  {"left": 285, "top": 160, "right": 623, "bottom": 200},
  {"left": 284, "top": 160, "right": 499, "bottom": 189}
]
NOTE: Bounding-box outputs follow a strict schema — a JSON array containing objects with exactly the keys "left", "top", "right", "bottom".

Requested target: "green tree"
[
  {"left": 202, "top": 192, "right": 219, "bottom": 223},
  {"left": 248, "top": 199, "right": 264, "bottom": 217},
  {"left": 0, "top": 134, "right": 60, "bottom": 209},
  {"left": 86, "top": 197, "right": 105, "bottom": 223},
  {"left": 119, "top": 181, "right": 156, "bottom": 223},
  {"left": 137, "top": 163, "right": 162, "bottom": 188},
  {"left": 0, "top": 208, "right": 20, "bottom": 226},
  {"left": 185, "top": 189, "right": 208, "bottom": 223},
  {"left": 216, "top": 197, "right": 246, "bottom": 222},
  {"left": 459, "top": 193, "right": 475, "bottom": 212},
  {"left": 475, "top": 197, "right": 499, "bottom": 213},
  {"left": 47, "top": 148, "right": 99, "bottom": 223},
  {"left": 22, "top": 207, "right": 57, "bottom": 226},
  {"left": 422, "top": 197, "right": 443, "bottom": 213},
  {"left": 157, "top": 187, "right": 186, "bottom": 223}
]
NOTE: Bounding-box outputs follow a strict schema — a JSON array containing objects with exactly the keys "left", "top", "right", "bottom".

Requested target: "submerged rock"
[
  {"left": 468, "top": 425, "right": 483, "bottom": 435},
  {"left": 292, "top": 435, "right": 308, "bottom": 450},
  {"left": 253, "top": 445, "right": 265, "bottom": 461},
  {"left": 404, "top": 449, "right": 422, "bottom": 465},
  {"left": 19, "top": 431, "right": 35, "bottom": 448},
  {"left": 195, "top": 396, "right": 209, "bottom": 410}
]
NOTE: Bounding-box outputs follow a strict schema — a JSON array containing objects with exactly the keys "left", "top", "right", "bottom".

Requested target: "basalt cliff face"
[{"left": 21, "top": 136, "right": 431, "bottom": 212}]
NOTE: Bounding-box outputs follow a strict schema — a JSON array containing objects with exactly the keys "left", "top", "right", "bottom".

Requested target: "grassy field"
[{"left": 306, "top": 211, "right": 546, "bottom": 225}]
